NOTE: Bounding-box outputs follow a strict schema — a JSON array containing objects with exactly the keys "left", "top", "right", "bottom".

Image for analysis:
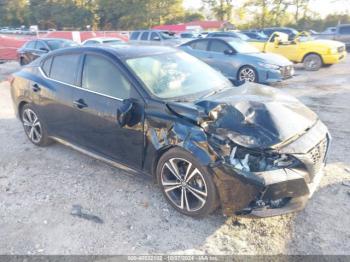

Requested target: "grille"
[
  {"left": 338, "top": 46, "right": 345, "bottom": 53},
  {"left": 280, "top": 65, "right": 293, "bottom": 79}
]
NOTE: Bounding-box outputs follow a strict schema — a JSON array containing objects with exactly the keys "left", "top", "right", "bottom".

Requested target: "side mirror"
[
  {"left": 274, "top": 38, "right": 280, "bottom": 48},
  {"left": 224, "top": 49, "right": 235, "bottom": 55},
  {"left": 39, "top": 47, "right": 49, "bottom": 52},
  {"left": 117, "top": 99, "right": 134, "bottom": 127},
  {"left": 152, "top": 36, "right": 160, "bottom": 41}
]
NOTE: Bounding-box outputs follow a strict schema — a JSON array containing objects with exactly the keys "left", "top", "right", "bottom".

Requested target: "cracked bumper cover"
[{"left": 212, "top": 163, "right": 325, "bottom": 217}]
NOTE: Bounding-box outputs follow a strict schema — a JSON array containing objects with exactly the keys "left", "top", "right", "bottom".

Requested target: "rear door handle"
[
  {"left": 73, "top": 99, "right": 88, "bottom": 109},
  {"left": 32, "top": 83, "right": 41, "bottom": 92}
]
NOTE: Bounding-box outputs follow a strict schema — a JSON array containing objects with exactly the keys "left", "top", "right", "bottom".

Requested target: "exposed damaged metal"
[{"left": 144, "top": 83, "right": 330, "bottom": 217}]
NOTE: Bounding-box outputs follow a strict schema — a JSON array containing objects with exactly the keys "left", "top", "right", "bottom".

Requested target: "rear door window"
[
  {"left": 50, "top": 54, "right": 81, "bottom": 85},
  {"left": 130, "top": 32, "right": 140, "bottom": 40},
  {"left": 141, "top": 32, "right": 149, "bottom": 40},
  {"left": 189, "top": 40, "right": 209, "bottom": 51}
]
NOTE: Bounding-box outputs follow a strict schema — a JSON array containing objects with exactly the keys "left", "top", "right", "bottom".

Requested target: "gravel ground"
[{"left": 0, "top": 58, "right": 349, "bottom": 255}]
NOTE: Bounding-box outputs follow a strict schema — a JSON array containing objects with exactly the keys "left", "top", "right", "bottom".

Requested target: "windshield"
[
  {"left": 289, "top": 28, "right": 299, "bottom": 35},
  {"left": 228, "top": 39, "right": 259, "bottom": 54},
  {"left": 126, "top": 51, "right": 231, "bottom": 99},
  {"left": 236, "top": 32, "right": 250, "bottom": 41},
  {"left": 46, "top": 40, "right": 77, "bottom": 50}
]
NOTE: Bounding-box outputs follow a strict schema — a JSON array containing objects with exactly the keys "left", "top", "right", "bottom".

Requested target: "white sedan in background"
[{"left": 82, "top": 37, "right": 126, "bottom": 47}]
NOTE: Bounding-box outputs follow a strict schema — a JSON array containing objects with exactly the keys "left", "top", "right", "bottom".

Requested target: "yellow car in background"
[{"left": 250, "top": 32, "right": 346, "bottom": 71}]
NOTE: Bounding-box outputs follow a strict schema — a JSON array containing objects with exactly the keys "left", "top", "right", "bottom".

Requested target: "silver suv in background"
[
  {"left": 317, "top": 24, "right": 350, "bottom": 49},
  {"left": 129, "top": 30, "right": 187, "bottom": 46}
]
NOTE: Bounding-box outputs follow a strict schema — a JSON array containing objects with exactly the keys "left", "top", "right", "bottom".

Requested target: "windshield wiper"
[{"left": 199, "top": 86, "right": 228, "bottom": 99}]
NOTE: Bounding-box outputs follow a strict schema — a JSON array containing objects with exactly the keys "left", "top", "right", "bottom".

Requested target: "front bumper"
[
  {"left": 212, "top": 121, "right": 330, "bottom": 217},
  {"left": 257, "top": 65, "right": 294, "bottom": 84},
  {"left": 212, "top": 164, "right": 325, "bottom": 217},
  {"left": 322, "top": 51, "right": 347, "bottom": 64}
]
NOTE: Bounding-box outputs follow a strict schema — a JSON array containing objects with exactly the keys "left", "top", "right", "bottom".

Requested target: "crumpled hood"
[
  {"left": 167, "top": 83, "right": 318, "bottom": 149},
  {"left": 247, "top": 52, "right": 292, "bottom": 66}
]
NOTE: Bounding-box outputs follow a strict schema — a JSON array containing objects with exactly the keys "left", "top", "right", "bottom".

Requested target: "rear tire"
[
  {"left": 156, "top": 148, "right": 219, "bottom": 218},
  {"left": 303, "top": 54, "right": 322, "bottom": 71},
  {"left": 21, "top": 104, "right": 53, "bottom": 146}
]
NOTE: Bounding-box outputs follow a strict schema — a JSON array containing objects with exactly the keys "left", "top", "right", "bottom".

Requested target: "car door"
[
  {"left": 35, "top": 53, "right": 82, "bottom": 141},
  {"left": 207, "top": 39, "right": 237, "bottom": 78},
  {"left": 71, "top": 53, "right": 145, "bottom": 169}
]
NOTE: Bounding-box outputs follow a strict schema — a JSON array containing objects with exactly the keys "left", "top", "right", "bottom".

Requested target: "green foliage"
[
  {"left": 0, "top": 0, "right": 349, "bottom": 31},
  {"left": 0, "top": 0, "right": 186, "bottom": 30},
  {"left": 0, "top": 0, "right": 29, "bottom": 26},
  {"left": 202, "top": 0, "right": 233, "bottom": 21}
]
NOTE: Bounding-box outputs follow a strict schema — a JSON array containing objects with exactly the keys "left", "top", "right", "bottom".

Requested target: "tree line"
[{"left": 0, "top": 0, "right": 349, "bottom": 31}]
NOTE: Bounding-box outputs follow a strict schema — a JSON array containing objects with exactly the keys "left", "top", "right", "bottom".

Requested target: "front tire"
[
  {"left": 156, "top": 148, "right": 219, "bottom": 218},
  {"left": 303, "top": 54, "right": 322, "bottom": 71},
  {"left": 238, "top": 66, "right": 257, "bottom": 82},
  {"left": 21, "top": 104, "right": 52, "bottom": 146}
]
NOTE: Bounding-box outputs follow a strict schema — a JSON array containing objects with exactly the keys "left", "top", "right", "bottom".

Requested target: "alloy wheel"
[
  {"left": 239, "top": 67, "right": 256, "bottom": 82},
  {"left": 304, "top": 54, "right": 322, "bottom": 71},
  {"left": 161, "top": 158, "right": 208, "bottom": 212},
  {"left": 22, "top": 108, "right": 42, "bottom": 144}
]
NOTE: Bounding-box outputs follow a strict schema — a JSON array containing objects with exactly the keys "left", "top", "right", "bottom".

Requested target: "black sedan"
[
  {"left": 10, "top": 46, "right": 330, "bottom": 218},
  {"left": 17, "top": 38, "right": 78, "bottom": 66}
]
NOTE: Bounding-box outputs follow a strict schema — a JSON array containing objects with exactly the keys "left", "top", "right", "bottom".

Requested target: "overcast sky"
[{"left": 183, "top": 0, "right": 350, "bottom": 18}]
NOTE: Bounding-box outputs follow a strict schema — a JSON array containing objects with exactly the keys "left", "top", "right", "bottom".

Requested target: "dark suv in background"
[
  {"left": 17, "top": 38, "right": 78, "bottom": 65},
  {"left": 129, "top": 30, "right": 185, "bottom": 46}
]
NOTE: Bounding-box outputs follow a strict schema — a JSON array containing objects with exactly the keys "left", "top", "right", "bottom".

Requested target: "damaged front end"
[
  {"left": 209, "top": 120, "right": 330, "bottom": 217},
  {"left": 168, "top": 83, "right": 331, "bottom": 217}
]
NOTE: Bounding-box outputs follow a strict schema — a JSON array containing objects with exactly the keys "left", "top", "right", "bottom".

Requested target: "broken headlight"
[{"left": 229, "top": 146, "right": 299, "bottom": 172}]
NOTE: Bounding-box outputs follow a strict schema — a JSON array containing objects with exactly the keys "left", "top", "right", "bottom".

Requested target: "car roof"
[
  {"left": 85, "top": 37, "right": 122, "bottom": 41},
  {"left": 182, "top": 37, "right": 239, "bottom": 45},
  {"left": 35, "top": 38, "right": 73, "bottom": 41},
  {"left": 133, "top": 30, "right": 168, "bottom": 33},
  {"left": 46, "top": 45, "right": 177, "bottom": 60}
]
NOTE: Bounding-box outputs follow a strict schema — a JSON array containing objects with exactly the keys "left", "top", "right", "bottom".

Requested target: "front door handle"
[
  {"left": 73, "top": 99, "right": 88, "bottom": 109},
  {"left": 32, "top": 83, "right": 41, "bottom": 92}
]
